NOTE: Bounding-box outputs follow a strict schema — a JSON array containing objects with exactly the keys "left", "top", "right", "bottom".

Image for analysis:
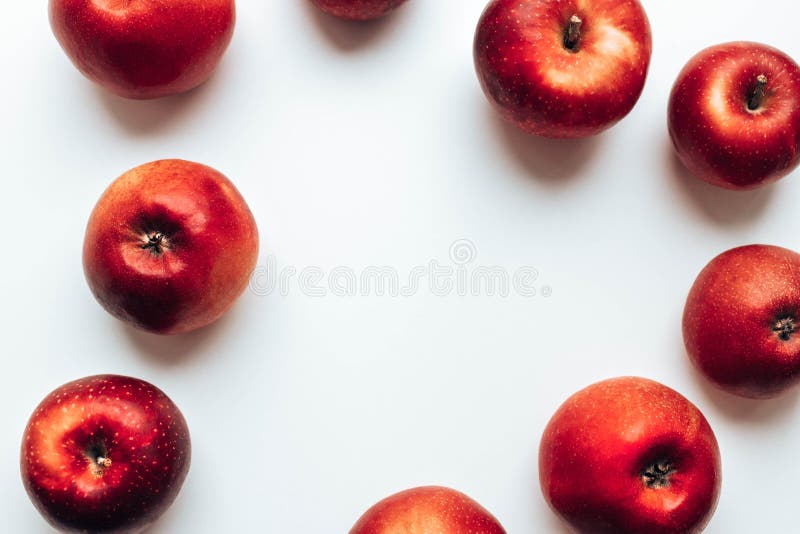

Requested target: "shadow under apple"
[
  {"left": 303, "top": 1, "right": 408, "bottom": 52},
  {"left": 119, "top": 304, "right": 244, "bottom": 368},
  {"left": 96, "top": 63, "right": 229, "bottom": 136},
  {"left": 665, "top": 139, "right": 775, "bottom": 227},
  {"left": 490, "top": 111, "right": 602, "bottom": 186},
  {"left": 539, "top": 513, "right": 575, "bottom": 534}
]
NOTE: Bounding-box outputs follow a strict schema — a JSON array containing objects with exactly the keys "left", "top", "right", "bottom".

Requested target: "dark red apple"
[
  {"left": 539, "top": 377, "right": 721, "bottom": 534},
  {"left": 474, "top": 0, "right": 652, "bottom": 138},
  {"left": 49, "top": 0, "right": 235, "bottom": 99},
  {"left": 310, "top": 0, "right": 408, "bottom": 21},
  {"left": 83, "top": 159, "right": 259, "bottom": 335},
  {"left": 350, "top": 486, "right": 506, "bottom": 534},
  {"left": 683, "top": 245, "right": 800, "bottom": 398},
  {"left": 668, "top": 42, "right": 800, "bottom": 190},
  {"left": 21, "top": 375, "right": 191, "bottom": 533}
]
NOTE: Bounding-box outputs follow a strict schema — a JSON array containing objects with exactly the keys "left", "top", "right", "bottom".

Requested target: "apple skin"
[
  {"left": 539, "top": 377, "right": 721, "bottom": 534},
  {"left": 668, "top": 42, "right": 800, "bottom": 190},
  {"left": 350, "top": 486, "right": 506, "bottom": 534},
  {"left": 474, "top": 0, "right": 652, "bottom": 138},
  {"left": 683, "top": 245, "right": 800, "bottom": 398},
  {"left": 49, "top": 0, "right": 235, "bottom": 99},
  {"left": 21, "top": 375, "right": 191, "bottom": 533},
  {"left": 83, "top": 159, "right": 259, "bottom": 335},
  {"left": 310, "top": 0, "right": 408, "bottom": 21}
]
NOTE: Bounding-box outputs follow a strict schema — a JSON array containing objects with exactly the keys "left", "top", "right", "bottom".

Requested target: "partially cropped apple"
[
  {"left": 83, "top": 159, "right": 259, "bottom": 335},
  {"left": 49, "top": 0, "right": 235, "bottom": 99},
  {"left": 540, "top": 377, "right": 721, "bottom": 534},
  {"left": 684, "top": 245, "right": 800, "bottom": 398},
  {"left": 474, "top": 0, "right": 652, "bottom": 138},
  {"left": 669, "top": 42, "right": 800, "bottom": 189},
  {"left": 310, "top": 0, "right": 408, "bottom": 21},
  {"left": 350, "top": 486, "right": 506, "bottom": 533},
  {"left": 21, "top": 375, "right": 191, "bottom": 533}
]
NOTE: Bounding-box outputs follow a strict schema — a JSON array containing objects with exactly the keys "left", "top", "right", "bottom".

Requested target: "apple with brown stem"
[
  {"left": 21, "top": 375, "right": 191, "bottom": 533},
  {"left": 668, "top": 42, "right": 800, "bottom": 189},
  {"left": 474, "top": 0, "right": 652, "bottom": 138}
]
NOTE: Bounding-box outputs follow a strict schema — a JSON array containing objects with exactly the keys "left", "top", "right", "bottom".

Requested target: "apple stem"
[
  {"left": 97, "top": 457, "right": 112, "bottom": 468},
  {"left": 747, "top": 74, "right": 769, "bottom": 111},
  {"left": 563, "top": 15, "right": 582, "bottom": 52}
]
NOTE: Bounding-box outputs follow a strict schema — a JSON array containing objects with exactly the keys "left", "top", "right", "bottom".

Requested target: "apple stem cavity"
[
  {"left": 747, "top": 74, "right": 769, "bottom": 111},
  {"left": 563, "top": 15, "right": 583, "bottom": 52},
  {"left": 772, "top": 316, "right": 797, "bottom": 341},
  {"left": 642, "top": 460, "right": 675, "bottom": 489},
  {"left": 142, "top": 231, "right": 169, "bottom": 255}
]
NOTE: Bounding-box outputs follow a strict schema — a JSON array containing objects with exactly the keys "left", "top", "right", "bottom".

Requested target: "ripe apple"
[
  {"left": 474, "top": 0, "right": 652, "bottom": 138},
  {"left": 350, "top": 486, "right": 506, "bottom": 533},
  {"left": 683, "top": 245, "right": 800, "bottom": 398},
  {"left": 21, "top": 375, "right": 191, "bottom": 533},
  {"left": 539, "top": 377, "right": 721, "bottom": 534},
  {"left": 310, "top": 0, "right": 408, "bottom": 21},
  {"left": 668, "top": 42, "right": 800, "bottom": 190},
  {"left": 49, "top": 0, "right": 235, "bottom": 99},
  {"left": 83, "top": 159, "right": 259, "bottom": 335}
]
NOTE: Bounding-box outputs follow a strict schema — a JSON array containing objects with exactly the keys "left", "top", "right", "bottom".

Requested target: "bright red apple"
[
  {"left": 21, "top": 375, "right": 191, "bottom": 533},
  {"left": 49, "top": 0, "right": 235, "bottom": 99},
  {"left": 683, "top": 245, "right": 800, "bottom": 398},
  {"left": 83, "top": 159, "right": 259, "bottom": 335},
  {"left": 668, "top": 42, "right": 800, "bottom": 190},
  {"left": 350, "top": 486, "right": 506, "bottom": 534},
  {"left": 539, "top": 377, "right": 721, "bottom": 534},
  {"left": 310, "top": 0, "right": 408, "bottom": 21},
  {"left": 474, "top": 0, "right": 652, "bottom": 138}
]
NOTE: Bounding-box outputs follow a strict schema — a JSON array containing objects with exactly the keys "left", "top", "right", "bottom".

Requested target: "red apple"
[
  {"left": 310, "top": 0, "right": 408, "bottom": 21},
  {"left": 21, "top": 375, "right": 191, "bottom": 533},
  {"left": 83, "top": 159, "right": 259, "bottom": 335},
  {"left": 49, "top": 0, "right": 235, "bottom": 99},
  {"left": 474, "top": 0, "right": 652, "bottom": 138},
  {"left": 539, "top": 377, "right": 721, "bottom": 534},
  {"left": 350, "top": 486, "right": 506, "bottom": 534},
  {"left": 668, "top": 42, "right": 800, "bottom": 190},
  {"left": 683, "top": 245, "right": 800, "bottom": 398}
]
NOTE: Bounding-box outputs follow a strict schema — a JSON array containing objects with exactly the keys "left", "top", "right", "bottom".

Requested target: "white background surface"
[{"left": 2, "top": 1, "right": 799, "bottom": 532}]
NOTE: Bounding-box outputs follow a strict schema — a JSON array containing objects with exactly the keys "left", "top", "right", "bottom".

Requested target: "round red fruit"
[
  {"left": 474, "top": 0, "right": 652, "bottom": 138},
  {"left": 684, "top": 244, "right": 800, "bottom": 398},
  {"left": 539, "top": 377, "right": 721, "bottom": 533},
  {"left": 83, "top": 159, "right": 259, "bottom": 335},
  {"left": 21, "top": 375, "right": 191, "bottom": 533},
  {"left": 669, "top": 42, "right": 800, "bottom": 190},
  {"left": 350, "top": 486, "right": 506, "bottom": 534}
]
